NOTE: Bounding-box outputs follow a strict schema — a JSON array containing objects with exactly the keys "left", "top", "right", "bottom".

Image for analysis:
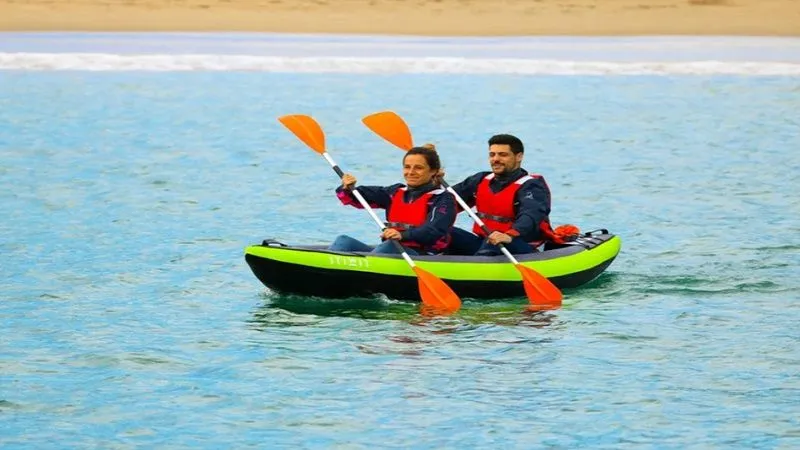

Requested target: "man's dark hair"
[{"left": 488, "top": 134, "right": 524, "bottom": 154}]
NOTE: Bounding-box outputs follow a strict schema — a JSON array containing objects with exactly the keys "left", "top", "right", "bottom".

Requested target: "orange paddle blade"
[
  {"left": 362, "top": 111, "right": 414, "bottom": 151},
  {"left": 412, "top": 266, "right": 461, "bottom": 313},
  {"left": 278, "top": 114, "right": 326, "bottom": 154},
  {"left": 516, "top": 264, "right": 563, "bottom": 309}
]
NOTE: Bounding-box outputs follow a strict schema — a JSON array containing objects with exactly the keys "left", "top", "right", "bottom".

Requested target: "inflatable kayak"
[{"left": 244, "top": 229, "right": 621, "bottom": 302}]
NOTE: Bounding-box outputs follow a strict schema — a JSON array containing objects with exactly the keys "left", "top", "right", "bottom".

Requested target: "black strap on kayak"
[
  {"left": 261, "top": 239, "right": 288, "bottom": 247},
  {"left": 582, "top": 228, "right": 609, "bottom": 237},
  {"left": 549, "top": 232, "right": 608, "bottom": 249},
  {"left": 569, "top": 229, "right": 609, "bottom": 248}
]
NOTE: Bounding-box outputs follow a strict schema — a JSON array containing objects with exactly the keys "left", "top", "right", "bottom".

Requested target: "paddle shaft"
[
  {"left": 320, "top": 152, "right": 418, "bottom": 267},
  {"left": 360, "top": 112, "right": 521, "bottom": 263},
  {"left": 359, "top": 110, "right": 561, "bottom": 307},
  {"left": 439, "top": 179, "right": 521, "bottom": 264}
]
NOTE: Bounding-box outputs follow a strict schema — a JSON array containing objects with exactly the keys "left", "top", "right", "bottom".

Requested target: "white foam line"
[{"left": 2, "top": 53, "right": 800, "bottom": 75}]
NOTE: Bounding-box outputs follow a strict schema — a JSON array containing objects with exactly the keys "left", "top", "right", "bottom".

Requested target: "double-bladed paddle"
[
  {"left": 361, "top": 111, "right": 563, "bottom": 310},
  {"left": 277, "top": 114, "right": 462, "bottom": 314}
]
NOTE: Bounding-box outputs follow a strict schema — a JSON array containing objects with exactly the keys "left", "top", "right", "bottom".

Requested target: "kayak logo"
[{"left": 328, "top": 255, "right": 370, "bottom": 268}]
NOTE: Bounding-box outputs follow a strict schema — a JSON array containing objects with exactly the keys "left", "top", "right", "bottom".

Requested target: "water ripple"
[{"left": 1, "top": 71, "right": 799, "bottom": 448}]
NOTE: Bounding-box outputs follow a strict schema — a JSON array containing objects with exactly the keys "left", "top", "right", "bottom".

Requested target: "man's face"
[{"left": 488, "top": 144, "right": 522, "bottom": 175}]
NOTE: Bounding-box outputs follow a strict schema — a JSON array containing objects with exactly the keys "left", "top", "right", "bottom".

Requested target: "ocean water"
[{"left": 1, "top": 33, "right": 799, "bottom": 448}]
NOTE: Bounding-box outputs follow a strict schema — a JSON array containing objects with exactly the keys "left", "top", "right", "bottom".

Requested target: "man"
[{"left": 447, "top": 134, "right": 554, "bottom": 256}]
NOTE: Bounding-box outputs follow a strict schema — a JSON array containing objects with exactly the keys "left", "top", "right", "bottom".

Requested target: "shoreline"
[
  {"left": 2, "top": 33, "right": 800, "bottom": 68},
  {"left": 1, "top": 0, "right": 799, "bottom": 37},
  {"left": 2, "top": 33, "right": 800, "bottom": 72}
]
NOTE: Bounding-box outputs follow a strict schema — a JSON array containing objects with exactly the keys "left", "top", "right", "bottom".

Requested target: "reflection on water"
[
  {"left": 249, "top": 292, "right": 563, "bottom": 330},
  {"left": 248, "top": 271, "right": 621, "bottom": 334}
]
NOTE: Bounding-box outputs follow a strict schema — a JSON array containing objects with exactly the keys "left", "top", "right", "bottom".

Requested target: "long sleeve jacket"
[
  {"left": 449, "top": 168, "right": 552, "bottom": 242},
  {"left": 335, "top": 181, "right": 457, "bottom": 251}
]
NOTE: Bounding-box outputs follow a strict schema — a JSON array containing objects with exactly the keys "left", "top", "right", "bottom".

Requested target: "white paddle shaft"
[
  {"left": 441, "top": 181, "right": 520, "bottom": 265},
  {"left": 323, "top": 152, "right": 416, "bottom": 267}
]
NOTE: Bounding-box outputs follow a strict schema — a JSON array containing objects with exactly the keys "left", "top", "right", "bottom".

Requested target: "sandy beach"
[{"left": 0, "top": 0, "right": 798, "bottom": 36}]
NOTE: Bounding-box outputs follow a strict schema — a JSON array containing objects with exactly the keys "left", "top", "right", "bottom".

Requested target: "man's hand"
[
  {"left": 487, "top": 231, "right": 512, "bottom": 245},
  {"left": 381, "top": 228, "right": 403, "bottom": 241}
]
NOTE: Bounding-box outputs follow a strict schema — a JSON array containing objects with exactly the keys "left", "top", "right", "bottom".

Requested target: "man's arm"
[
  {"left": 507, "top": 177, "right": 552, "bottom": 241},
  {"left": 449, "top": 172, "right": 490, "bottom": 211}
]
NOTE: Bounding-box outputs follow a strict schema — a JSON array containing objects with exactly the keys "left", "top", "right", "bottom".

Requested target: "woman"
[{"left": 328, "top": 144, "right": 456, "bottom": 255}]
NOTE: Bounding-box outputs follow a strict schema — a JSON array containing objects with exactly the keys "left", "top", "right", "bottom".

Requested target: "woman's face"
[{"left": 403, "top": 154, "right": 435, "bottom": 188}]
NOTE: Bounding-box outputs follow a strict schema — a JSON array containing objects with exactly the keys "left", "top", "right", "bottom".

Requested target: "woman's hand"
[{"left": 341, "top": 174, "right": 357, "bottom": 190}]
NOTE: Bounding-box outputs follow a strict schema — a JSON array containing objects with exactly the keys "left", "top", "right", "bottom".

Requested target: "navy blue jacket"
[
  {"left": 335, "top": 181, "right": 457, "bottom": 252},
  {"left": 450, "top": 168, "right": 552, "bottom": 242}
]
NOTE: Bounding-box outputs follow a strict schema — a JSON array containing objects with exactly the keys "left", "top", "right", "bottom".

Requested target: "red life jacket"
[
  {"left": 472, "top": 173, "right": 534, "bottom": 237},
  {"left": 472, "top": 173, "right": 579, "bottom": 246},
  {"left": 385, "top": 186, "right": 448, "bottom": 249}
]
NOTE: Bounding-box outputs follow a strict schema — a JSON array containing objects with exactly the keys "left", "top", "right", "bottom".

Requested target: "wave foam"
[{"left": 2, "top": 53, "right": 800, "bottom": 75}]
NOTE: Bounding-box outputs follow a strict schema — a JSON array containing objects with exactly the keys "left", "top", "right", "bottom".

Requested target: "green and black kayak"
[{"left": 244, "top": 229, "right": 621, "bottom": 302}]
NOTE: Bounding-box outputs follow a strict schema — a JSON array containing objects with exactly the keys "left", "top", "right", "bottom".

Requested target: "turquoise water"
[{"left": 2, "top": 34, "right": 800, "bottom": 448}]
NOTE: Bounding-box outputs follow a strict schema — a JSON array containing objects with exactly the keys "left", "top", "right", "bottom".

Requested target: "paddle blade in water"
[
  {"left": 412, "top": 266, "right": 461, "bottom": 313},
  {"left": 516, "top": 264, "right": 563, "bottom": 310},
  {"left": 278, "top": 114, "right": 326, "bottom": 154},
  {"left": 362, "top": 111, "right": 414, "bottom": 151}
]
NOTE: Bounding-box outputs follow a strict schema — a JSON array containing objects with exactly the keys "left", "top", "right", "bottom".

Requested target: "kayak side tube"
[{"left": 245, "top": 233, "right": 621, "bottom": 301}]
